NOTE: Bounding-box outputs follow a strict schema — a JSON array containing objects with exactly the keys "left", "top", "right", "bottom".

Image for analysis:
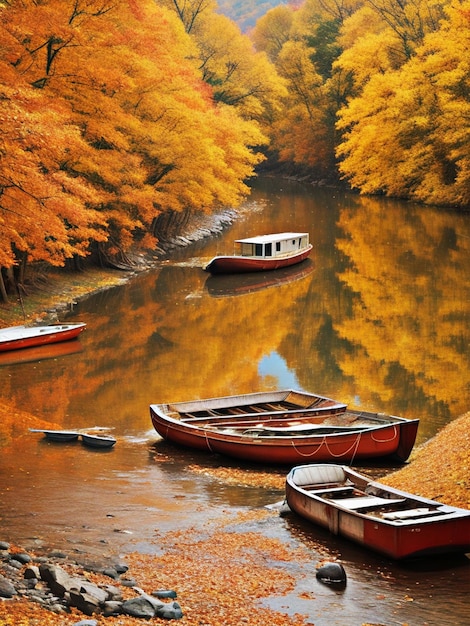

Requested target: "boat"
[
  {"left": 81, "top": 433, "right": 117, "bottom": 448},
  {"left": 0, "top": 323, "right": 86, "bottom": 352},
  {"left": 285, "top": 464, "right": 470, "bottom": 559},
  {"left": 204, "top": 232, "right": 312, "bottom": 274},
  {"left": 149, "top": 390, "right": 419, "bottom": 465},
  {"left": 29, "top": 429, "right": 80, "bottom": 442}
]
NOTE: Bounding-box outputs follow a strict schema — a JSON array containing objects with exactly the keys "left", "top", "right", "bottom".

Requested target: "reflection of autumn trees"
[{"left": 332, "top": 197, "right": 470, "bottom": 432}]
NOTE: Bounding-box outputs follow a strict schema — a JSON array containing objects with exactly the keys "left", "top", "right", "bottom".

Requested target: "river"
[{"left": 0, "top": 177, "right": 469, "bottom": 624}]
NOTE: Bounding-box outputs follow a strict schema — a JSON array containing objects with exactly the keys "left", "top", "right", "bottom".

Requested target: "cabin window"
[
  {"left": 255, "top": 243, "right": 263, "bottom": 256},
  {"left": 265, "top": 243, "right": 272, "bottom": 256},
  {"left": 276, "top": 242, "right": 281, "bottom": 252}
]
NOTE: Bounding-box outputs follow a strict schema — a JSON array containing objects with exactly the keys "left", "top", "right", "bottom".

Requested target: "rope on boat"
[
  {"left": 370, "top": 425, "right": 398, "bottom": 443},
  {"left": 290, "top": 431, "right": 362, "bottom": 461}
]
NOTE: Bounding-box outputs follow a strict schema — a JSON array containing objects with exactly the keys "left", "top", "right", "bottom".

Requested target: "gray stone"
[
  {"left": 316, "top": 561, "right": 347, "bottom": 587},
  {"left": 24, "top": 565, "right": 40, "bottom": 580},
  {"left": 12, "top": 552, "right": 32, "bottom": 564},
  {"left": 155, "top": 600, "right": 183, "bottom": 620},
  {"left": 102, "top": 600, "right": 122, "bottom": 616},
  {"left": 0, "top": 576, "right": 17, "bottom": 598},
  {"left": 122, "top": 597, "right": 156, "bottom": 618}
]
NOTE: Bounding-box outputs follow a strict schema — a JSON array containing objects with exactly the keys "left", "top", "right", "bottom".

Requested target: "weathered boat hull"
[
  {"left": 30, "top": 429, "right": 80, "bottom": 442},
  {"left": 0, "top": 323, "right": 86, "bottom": 352},
  {"left": 205, "top": 245, "right": 312, "bottom": 274},
  {"left": 149, "top": 391, "right": 419, "bottom": 465},
  {"left": 286, "top": 464, "right": 470, "bottom": 559},
  {"left": 81, "top": 434, "right": 116, "bottom": 448}
]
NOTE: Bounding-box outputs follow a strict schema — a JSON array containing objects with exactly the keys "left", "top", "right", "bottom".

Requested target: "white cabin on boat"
[{"left": 236, "top": 232, "right": 310, "bottom": 258}]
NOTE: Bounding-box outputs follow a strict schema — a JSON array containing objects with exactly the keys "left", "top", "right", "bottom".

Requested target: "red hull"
[
  {"left": 205, "top": 245, "right": 312, "bottom": 274},
  {"left": 286, "top": 464, "right": 470, "bottom": 559},
  {"left": 149, "top": 392, "right": 418, "bottom": 465},
  {"left": 0, "top": 323, "right": 86, "bottom": 353}
]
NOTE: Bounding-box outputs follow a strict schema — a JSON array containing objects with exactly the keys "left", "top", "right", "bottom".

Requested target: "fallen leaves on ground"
[
  {"left": 381, "top": 411, "right": 470, "bottom": 509},
  {"left": 0, "top": 508, "right": 311, "bottom": 626}
]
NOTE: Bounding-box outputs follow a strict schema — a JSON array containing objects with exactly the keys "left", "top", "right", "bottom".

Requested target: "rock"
[
  {"left": 101, "top": 567, "right": 119, "bottom": 580},
  {"left": 153, "top": 589, "right": 177, "bottom": 599},
  {"left": 0, "top": 576, "right": 17, "bottom": 598},
  {"left": 122, "top": 597, "right": 156, "bottom": 618},
  {"left": 155, "top": 600, "right": 183, "bottom": 620},
  {"left": 68, "top": 589, "right": 103, "bottom": 616},
  {"left": 12, "top": 552, "right": 32, "bottom": 564},
  {"left": 114, "top": 562, "right": 128, "bottom": 574},
  {"left": 0, "top": 541, "right": 10, "bottom": 550},
  {"left": 72, "top": 620, "right": 98, "bottom": 626},
  {"left": 24, "top": 565, "right": 41, "bottom": 580},
  {"left": 39, "top": 563, "right": 77, "bottom": 596},
  {"left": 316, "top": 561, "right": 347, "bottom": 587},
  {"left": 102, "top": 600, "right": 123, "bottom": 616},
  {"left": 100, "top": 583, "right": 122, "bottom": 601}
]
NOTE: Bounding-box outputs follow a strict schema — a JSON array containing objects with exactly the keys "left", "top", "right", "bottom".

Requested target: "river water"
[{"left": 0, "top": 178, "right": 469, "bottom": 624}]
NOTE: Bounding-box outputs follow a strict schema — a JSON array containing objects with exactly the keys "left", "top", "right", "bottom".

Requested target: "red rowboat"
[
  {"left": 149, "top": 390, "right": 419, "bottom": 464},
  {"left": 0, "top": 323, "right": 86, "bottom": 353},
  {"left": 285, "top": 464, "right": 470, "bottom": 559},
  {"left": 204, "top": 232, "right": 312, "bottom": 274}
]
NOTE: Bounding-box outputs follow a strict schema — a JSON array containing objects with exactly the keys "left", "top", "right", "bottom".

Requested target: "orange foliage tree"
[{"left": 0, "top": 0, "right": 267, "bottom": 301}]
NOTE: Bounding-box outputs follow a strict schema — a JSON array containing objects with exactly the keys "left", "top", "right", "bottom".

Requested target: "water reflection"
[
  {"left": 1, "top": 177, "right": 470, "bottom": 625},
  {"left": 1, "top": 179, "right": 469, "bottom": 445}
]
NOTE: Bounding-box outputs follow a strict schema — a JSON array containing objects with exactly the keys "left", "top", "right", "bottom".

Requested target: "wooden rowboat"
[
  {"left": 81, "top": 433, "right": 116, "bottom": 448},
  {"left": 285, "top": 464, "right": 470, "bottom": 559},
  {"left": 0, "top": 323, "right": 86, "bottom": 352},
  {"left": 30, "top": 429, "right": 80, "bottom": 442},
  {"left": 204, "top": 232, "right": 312, "bottom": 274},
  {"left": 149, "top": 390, "right": 419, "bottom": 464},
  {"left": 30, "top": 429, "right": 116, "bottom": 448}
]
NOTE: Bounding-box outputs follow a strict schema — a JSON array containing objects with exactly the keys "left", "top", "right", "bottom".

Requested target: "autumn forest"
[{"left": 1, "top": 0, "right": 469, "bottom": 300}]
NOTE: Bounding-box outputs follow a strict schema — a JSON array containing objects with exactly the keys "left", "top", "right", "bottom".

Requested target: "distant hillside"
[{"left": 217, "top": 0, "right": 286, "bottom": 32}]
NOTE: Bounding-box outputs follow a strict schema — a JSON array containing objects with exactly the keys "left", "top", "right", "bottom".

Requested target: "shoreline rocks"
[{"left": 0, "top": 541, "right": 182, "bottom": 621}]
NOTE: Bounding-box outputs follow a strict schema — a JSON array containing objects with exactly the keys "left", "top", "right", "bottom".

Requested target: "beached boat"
[
  {"left": 149, "top": 390, "right": 419, "bottom": 464},
  {"left": 30, "top": 429, "right": 80, "bottom": 442},
  {"left": 81, "top": 433, "right": 116, "bottom": 448},
  {"left": 204, "top": 232, "right": 312, "bottom": 274},
  {"left": 285, "top": 464, "right": 470, "bottom": 559},
  {"left": 0, "top": 323, "right": 86, "bottom": 352}
]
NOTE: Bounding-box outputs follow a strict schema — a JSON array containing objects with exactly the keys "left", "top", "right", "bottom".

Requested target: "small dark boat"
[
  {"left": 204, "top": 232, "right": 312, "bottom": 274},
  {"left": 30, "top": 429, "right": 80, "bottom": 442},
  {"left": 149, "top": 390, "right": 419, "bottom": 464},
  {"left": 285, "top": 464, "right": 470, "bottom": 559},
  {"left": 81, "top": 433, "right": 117, "bottom": 448},
  {"left": 0, "top": 323, "right": 86, "bottom": 352}
]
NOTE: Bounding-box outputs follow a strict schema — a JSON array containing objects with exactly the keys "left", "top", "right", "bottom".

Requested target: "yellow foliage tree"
[{"left": 337, "top": 0, "right": 470, "bottom": 206}]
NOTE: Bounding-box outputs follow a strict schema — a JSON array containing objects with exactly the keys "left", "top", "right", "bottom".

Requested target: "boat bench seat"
[
  {"left": 292, "top": 465, "right": 346, "bottom": 487},
  {"left": 331, "top": 496, "right": 406, "bottom": 510},
  {"left": 382, "top": 508, "right": 442, "bottom": 520}
]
